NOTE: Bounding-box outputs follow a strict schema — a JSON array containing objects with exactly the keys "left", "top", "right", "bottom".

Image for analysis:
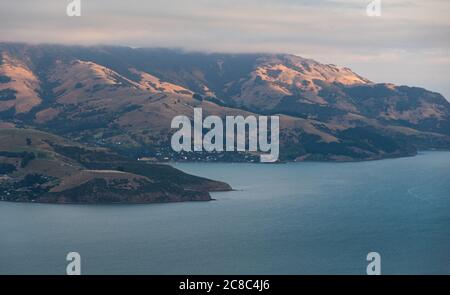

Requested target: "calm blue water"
[{"left": 1, "top": 152, "right": 449, "bottom": 274}]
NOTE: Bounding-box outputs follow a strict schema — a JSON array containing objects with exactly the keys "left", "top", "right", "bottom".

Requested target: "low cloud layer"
[{"left": 0, "top": 0, "right": 449, "bottom": 98}]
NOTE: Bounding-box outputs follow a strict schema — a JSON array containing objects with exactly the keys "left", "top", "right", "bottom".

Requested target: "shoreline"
[
  {"left": 166, "top": 149, "right": 450, "bottom": 165},
  {"left": 2, "top": 151, "right": 449, "bottom": 206}
]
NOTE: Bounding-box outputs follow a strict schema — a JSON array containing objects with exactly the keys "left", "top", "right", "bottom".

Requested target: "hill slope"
[
  {"left": 0, "top": 127, "right": 231, "bottom": 204},
  {"left": 1, "top": 43, "right": 449, "bottom": 162}
]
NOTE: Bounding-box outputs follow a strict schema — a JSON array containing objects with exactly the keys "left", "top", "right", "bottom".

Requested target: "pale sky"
[{"left": 0, "top": 0, "right": 449, "bottom": 99}]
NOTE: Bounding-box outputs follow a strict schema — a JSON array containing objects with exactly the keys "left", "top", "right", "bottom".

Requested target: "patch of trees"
[
  {"left": 20, "top": 152, "right": 36, "bottom": 168},
  {"left": 74, "top": 82, "right": 84, "bottom": 89},
  {"left": 0, "top": 75, "right": 11, "bottom": 83},
  {"left": 192, "top": 93, "right": 203, "bottom": 101},
  {"left": 0, "top": 151, "right": 24, "bottom": 158},
  {"left": 0, "top": 163, "right": 16, "bottom": 174},
  {"left": 16, "top": 173, "right": 48, "bottom": 188},
  {"left": 0, "top": 151, "right": 36, "bottom": 167},
  {"left": 0, "top": 88, "right": 17, "bottom": 101}
]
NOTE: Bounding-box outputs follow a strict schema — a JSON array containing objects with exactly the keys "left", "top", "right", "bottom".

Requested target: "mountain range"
[
  {"left": 1, "top": 43, "right": 450, "bottom": 203},
  {"left": 2, "top": 43, "right": 449, "bottom": 163}
]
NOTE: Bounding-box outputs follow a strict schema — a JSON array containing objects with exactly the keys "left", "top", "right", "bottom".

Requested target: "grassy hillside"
[
  {"left": 0, "top": 43, "right": 449, "bottom": 161},
  {"left": 0, "top": 128, "right": 231, "bottom": 204}
]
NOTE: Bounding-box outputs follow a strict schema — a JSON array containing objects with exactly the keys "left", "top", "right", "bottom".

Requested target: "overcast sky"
[{"left": 0, "top": 0, "right": 449, "bottom": 99}]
